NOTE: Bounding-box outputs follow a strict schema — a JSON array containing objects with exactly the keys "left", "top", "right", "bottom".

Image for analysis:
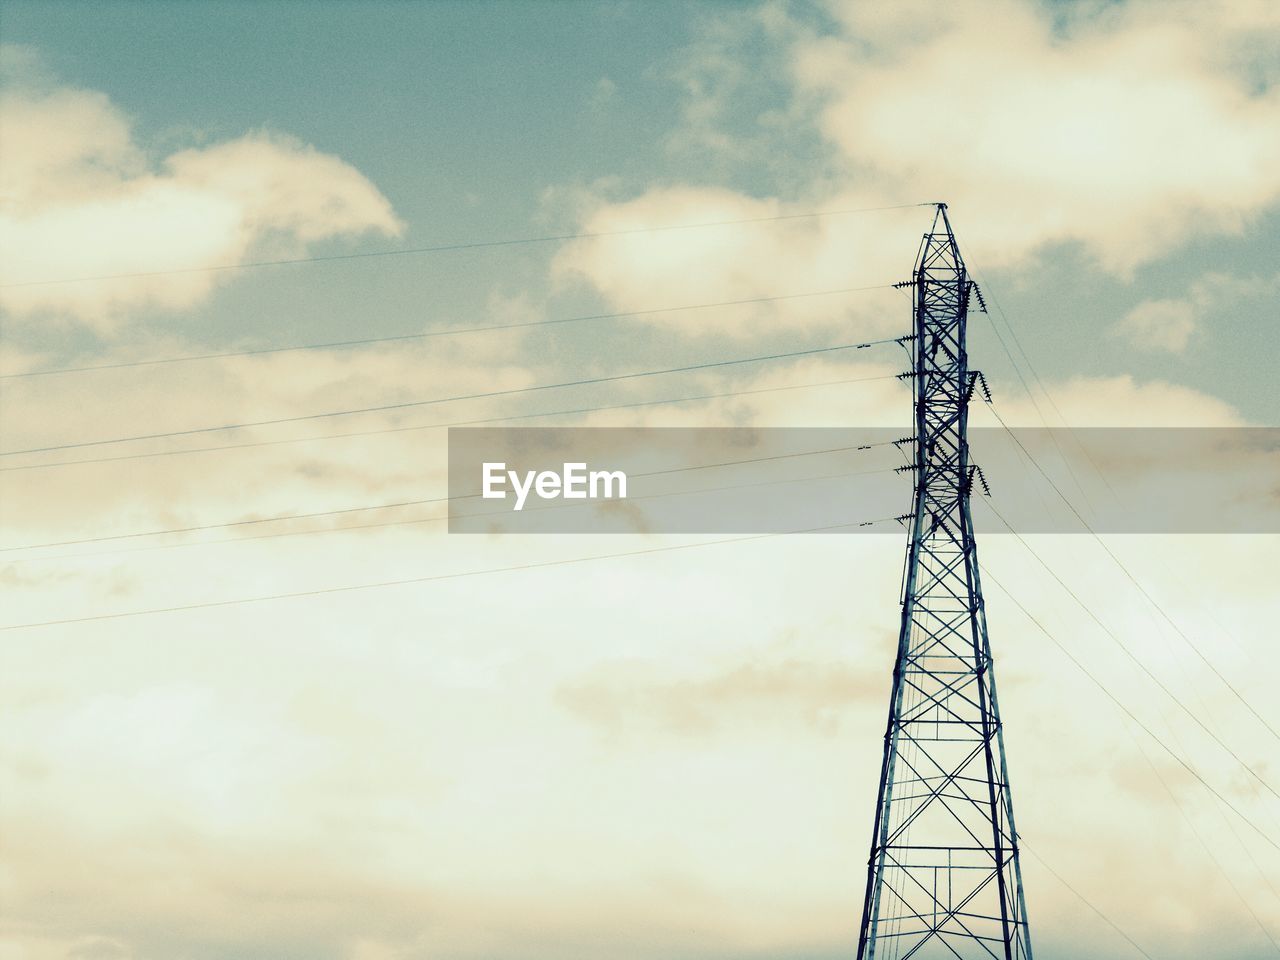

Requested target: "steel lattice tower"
[{"left": 856, "top": 205, "right": 1032, "bottom": 960}]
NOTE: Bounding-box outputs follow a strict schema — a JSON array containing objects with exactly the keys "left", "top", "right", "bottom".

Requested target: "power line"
[
  {"left": 1019, "top": 841, "right": 1155, "bottom": 960},
  {"left": 0, "top": 516, "right": 898, "bottom": 632},
  {"left": 983, "top": 569, "right": 1280, "bottom": 853},
  {"left": 0, "top": 202, "right": 933, "bottom": 289},
  {"left": 0, "top": 371, "right": 905, "bottom": 473},
  {"left": 2, "top": 442, "right": 900, "bottom": 552},
  {"left": 958, "top": 253, "right": 1098, "bottom": 514},
  {"left": 967, "top": 263, "right": 1280, "bottom": 752},
  {"left": 0, "top": 339, "right": 908, "bottom": 457},
  {"left": 986, "top": 402, "right": 1280, "bottom": 748},
  {"left": 985, "top": 499, "right": 1280, "bottom": 806},
  {"left": 7, "top": 464, "right": 903, "bottom": 566},
  {"left": 966, "top": 262, "right": 1280, "bottom": 789},
  {"left": 940, "top": 254, "right": 1280, "bottom": 946},
  {"left": 970, "top": 263, "right": 1098, "bottom": 452},
  {"left": 0, "top": 284, "right": 895, "bottom": 379},
  {"left": 966, "top": 258, "right": 1280, "bottom": 747},
  {"left": 1127, "top": 723, "right": 1280, "bottom": 954}
]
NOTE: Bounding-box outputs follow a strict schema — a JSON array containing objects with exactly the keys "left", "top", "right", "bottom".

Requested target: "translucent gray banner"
[{"left": 447, "top": 427, "right": 1280, "bottom": 534}]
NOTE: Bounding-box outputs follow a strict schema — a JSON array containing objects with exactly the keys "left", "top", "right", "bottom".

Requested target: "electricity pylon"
[{"left": 856, "top": 205, "right": 1032, "bottom": 959}]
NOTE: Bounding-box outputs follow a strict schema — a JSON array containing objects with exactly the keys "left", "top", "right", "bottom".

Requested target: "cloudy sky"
[{"left": 1, "top": 1, "right": 1278, "bottom": 958}]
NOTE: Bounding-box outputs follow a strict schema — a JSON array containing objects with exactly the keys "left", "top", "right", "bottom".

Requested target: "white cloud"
[
  {"left": 1108, "top": 269, "right": 1280, "bottom": 354},
  {"left": 1113, "top": 298, "right": 1199, "bottom": 352},
  {"left": 0, "top": 50, "right": 403, "bottom": 329},
  {"left": 551, "top": 184, "right": 920, "bottom": 338},
  {"left": 0, "top": 330, "right": 1274, "bottom": 958},
  {"left": 554, "top": 0, "right": 1280, "bottom": 328},
  {"left": 794, "top": 0, "right": 1280, "bottom": 271}
]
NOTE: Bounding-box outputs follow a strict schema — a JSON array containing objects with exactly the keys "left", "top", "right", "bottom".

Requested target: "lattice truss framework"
[{"left": 856, "top": 206, "right": 1033, "bottom": 960}]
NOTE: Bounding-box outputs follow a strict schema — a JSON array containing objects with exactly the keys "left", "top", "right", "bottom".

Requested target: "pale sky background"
[{"left": 0, "top": 1, "right": 1278, "bottom": 959}]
